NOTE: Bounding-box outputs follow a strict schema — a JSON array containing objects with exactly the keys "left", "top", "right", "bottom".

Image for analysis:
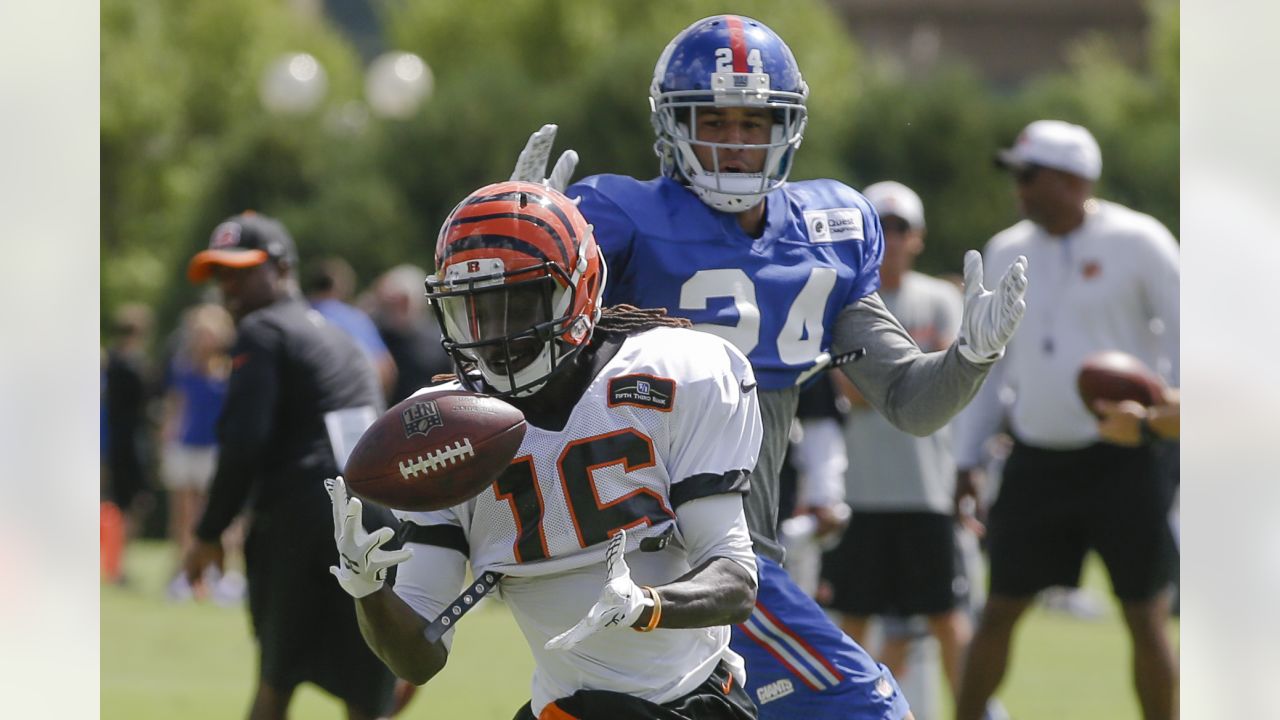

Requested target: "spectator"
[
  {"left": 952, "top": 120, "right": 1180, "bottom": 720},
  {"left": 305, "top": 256, "right": 398, "bottom": 396},
  {"left": 822, "top": 181, "right": 974, "bottom": 712},
  {"left": 102, "top": 302, "right": 157, "bottom": 583},
  {"left": 182, "top": 212, "right": 399, "bottom": 720},
  {"left": 369, "top": 264, "right": 450, "bottom": 405},
  {"left": 159, "top": 302, "right": 238, "bottom": 602}
]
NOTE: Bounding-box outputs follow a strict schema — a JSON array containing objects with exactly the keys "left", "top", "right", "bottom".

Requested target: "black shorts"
[
  {"left": 822, "top": 511, "right": 967, "bottom": 617},
  {"left": 245, "top": 491, "right": 397, "bottom": 716},
  {"left": 987, "top": 438, "right": 1176, "bottom": 602},
  {"left": 512, "top": 660, "right": 755, "bottom": 720}
]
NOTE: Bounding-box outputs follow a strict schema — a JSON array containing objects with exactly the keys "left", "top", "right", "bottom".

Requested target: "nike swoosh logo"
[{"left": 740, "top": 379, "right": 757, "bottom": 393}]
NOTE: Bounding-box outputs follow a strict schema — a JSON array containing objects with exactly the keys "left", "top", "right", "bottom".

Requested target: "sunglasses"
[
  {"left": 880, "top": 216, "right": 912, "bottom": 234},
  {"left": 1014, "top": 165, "right": 1042, "bottom": 185}
]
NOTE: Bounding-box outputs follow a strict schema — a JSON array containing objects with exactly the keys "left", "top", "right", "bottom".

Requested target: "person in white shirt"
[
  {"left": 823, "top": 181, "right": 975, "bottom": 715},
  {"left": 951, "top": 120, "right": 1179, "bottom": 720},
  {"left": 324, "top": 181, "right": 762, "bottom": 720}
]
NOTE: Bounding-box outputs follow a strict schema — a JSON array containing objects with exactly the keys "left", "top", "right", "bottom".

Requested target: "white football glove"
[
  {"left": 544, "top": 529, "right": 653, "bottom": 651},
  {"left": 510, "top": 123, "right": 579, "bottom": 193},
  {"left": 957, "top": 250, "right": 1029, "bottom": 364},
  {"left": 325, "top": 476, "right": 413, "bottom": 599}
]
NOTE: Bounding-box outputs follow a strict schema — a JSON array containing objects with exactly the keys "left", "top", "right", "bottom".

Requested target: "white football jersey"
[{"left": 394, "top": 326, "right": 762, "bottom": 715}]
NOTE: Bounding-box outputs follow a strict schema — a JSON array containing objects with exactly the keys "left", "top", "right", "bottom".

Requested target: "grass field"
[{"left": 103, "top": 540, "right": 1177, "bottom": 719}]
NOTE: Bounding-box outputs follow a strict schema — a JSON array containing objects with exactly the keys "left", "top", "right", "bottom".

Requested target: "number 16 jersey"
[{"left": 394, "top": 326, "right": 763, "bottom": 713}]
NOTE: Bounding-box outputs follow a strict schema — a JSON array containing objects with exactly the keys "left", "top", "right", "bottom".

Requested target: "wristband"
[{"left": 634, "top": 586, "right": 662, "bottom": 632}]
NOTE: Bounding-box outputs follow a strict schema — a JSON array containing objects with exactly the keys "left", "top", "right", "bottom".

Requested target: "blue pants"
[{"left": 732, "top": 556, "right": 911, "bottom": 719}]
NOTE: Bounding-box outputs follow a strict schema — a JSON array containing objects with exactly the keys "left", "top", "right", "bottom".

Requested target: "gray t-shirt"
[{"left": 844, "top": 271, "right": 963, "bottom": 514}]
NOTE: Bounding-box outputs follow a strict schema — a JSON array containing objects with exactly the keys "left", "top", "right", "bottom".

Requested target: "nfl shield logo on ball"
[{"left": 401, "top": 400, "right": 444, "bottom": 438}]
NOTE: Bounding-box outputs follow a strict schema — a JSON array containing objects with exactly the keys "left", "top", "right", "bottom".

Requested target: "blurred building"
[{"left": 832, "top": 0, "right": 1149, "bottom": 86}]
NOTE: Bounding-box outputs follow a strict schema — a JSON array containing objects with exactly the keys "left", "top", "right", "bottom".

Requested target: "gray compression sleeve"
[
  {"left": 743, "top": 385, "right": 799, "bottom": 564},
  {"left": 833, "top": 293, "right": 992, "bottom": 437}
]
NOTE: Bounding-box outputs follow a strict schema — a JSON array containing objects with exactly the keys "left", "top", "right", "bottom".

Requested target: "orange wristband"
[{"left": 634, "top": 586, "right": 662, "bottom": 632}]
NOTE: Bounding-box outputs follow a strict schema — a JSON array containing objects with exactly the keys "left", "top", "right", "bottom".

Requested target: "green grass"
[
  {"left": 103, "top": 541, "right": 1176, "bottom": 719},
  {"left": 955, "top": 556, "right": 1178, "bottom": 720},
  {"left": 103, "top": 541, "right": 535, "bottom": 719}
]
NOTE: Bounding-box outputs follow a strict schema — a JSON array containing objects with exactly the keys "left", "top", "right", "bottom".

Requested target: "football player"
[
  {"left": 327, "top": 181, "right": 766, "bottom": 719},
  {"left": 507, "top": 15, "right": 1029, "bottom": 720}
]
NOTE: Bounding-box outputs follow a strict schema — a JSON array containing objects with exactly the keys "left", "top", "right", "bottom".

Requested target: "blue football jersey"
[{"left": 569, "top": 175, "right": 884, "bottom": 390}]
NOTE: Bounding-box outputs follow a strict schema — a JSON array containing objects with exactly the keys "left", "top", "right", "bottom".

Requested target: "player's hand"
[
  {"left": 510, "top": 123, "right": 579, "bottom": 192},
  {"left": 545, "top": 529, "right": 653, "bottom": 651},
  {"left": 325, "top": 476, "right": 413, "bottom": 599},
  {"left": 958, "top": 250, "right": 1028, "bottom": 364}
]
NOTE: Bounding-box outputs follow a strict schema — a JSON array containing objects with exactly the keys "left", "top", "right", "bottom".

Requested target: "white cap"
[
  {"left": 863, "top": 180, "right": 925, "bottom": 230},
  {"left": 996, "top": 119, "right": 1102, "bottom": 181}
]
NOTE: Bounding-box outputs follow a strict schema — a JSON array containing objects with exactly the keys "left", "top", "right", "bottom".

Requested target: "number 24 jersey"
[{"left": 569, "top": 174, "right": 885, "bottom": 390}]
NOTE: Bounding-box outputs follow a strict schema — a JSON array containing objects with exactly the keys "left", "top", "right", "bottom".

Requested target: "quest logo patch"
[
  {"left": 608, "top": 374, "right": 676, "bottom": 412},
  {"left": 804, "top": 208, "right": 864, "bottom": 243}
]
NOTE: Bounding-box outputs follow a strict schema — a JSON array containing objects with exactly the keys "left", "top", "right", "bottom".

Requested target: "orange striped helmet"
[{"left": 425, "top": 181, "right": 606, "bottom": 397}]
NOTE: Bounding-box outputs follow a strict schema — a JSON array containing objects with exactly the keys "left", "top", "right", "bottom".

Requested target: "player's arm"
[
  {"left": 635, "top": 494, "right": 758, "bottom": 630},
  {"left": 639, "top": 338, "right": 761, "bottom": 629},
  {"left": 354, "top": 540, "right": 465, "bottom": 684},
  {"left": 545, "top": 502, "right": 757, "bottom": 651},
  {"left": 325, "top": 478, "right": 465, "bottom": 684},
  {"left": 833, "top": 293, "right": 987, "bottom": 436},
  {"left": 834, "top": 251, "right": 1026, "bottom": 436}
]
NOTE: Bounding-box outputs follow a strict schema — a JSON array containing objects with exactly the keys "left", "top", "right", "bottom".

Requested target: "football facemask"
[{"left": 426, "top": 182, "right": 605, "bottom": 397}]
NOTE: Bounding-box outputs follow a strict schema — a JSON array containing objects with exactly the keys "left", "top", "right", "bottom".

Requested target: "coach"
[
  {"left": 950, "top": 120, "right": 1180, "bottom": 720},
  {"left": 182, "top": 212, "right": 399, "bottom": 720}
]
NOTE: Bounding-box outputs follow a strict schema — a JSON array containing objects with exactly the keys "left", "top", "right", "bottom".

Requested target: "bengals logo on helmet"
[
  {"left": 435, "top": 181, "right": 604, "bottom": 346},
  {"left": 426, "top": 181, "right": 607, "bottom": 397}
]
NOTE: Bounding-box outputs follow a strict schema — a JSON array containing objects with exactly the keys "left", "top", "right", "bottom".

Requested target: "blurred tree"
[
  {"left": 841, "top": 0, "right": 1178, "bottom": 276},
  {"left": 102, "top": 0, "right": 1177, "bottom": 338},
  {"left": 1016, "top": 0, "right": 1179, "bottom": 236},
  {"left": 843, "top": 64, "right": 1022, "bottom": 276},
  {"left": 102, "top": 0, "right": 379, "bottom": 333},
  {"left": 380, "top": 0, "right": 862, "bottom": 261}
]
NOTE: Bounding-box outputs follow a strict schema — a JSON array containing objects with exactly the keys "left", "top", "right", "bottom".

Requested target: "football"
[
  {"left": 1076, "top": 351, "right": 1166, "bottom": 418},
  {"left": 343, "top": 389, "right": 526, "bottom": 511}
]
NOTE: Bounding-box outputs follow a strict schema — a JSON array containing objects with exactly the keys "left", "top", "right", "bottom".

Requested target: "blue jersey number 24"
[{"left": 678, "top": 267, "right": 837, "bottom": 368}]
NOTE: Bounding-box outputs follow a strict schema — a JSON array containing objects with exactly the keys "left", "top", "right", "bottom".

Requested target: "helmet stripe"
[
  {"left": 462, "top": 189, "right": 579, "bottom": 252},
  {"left": 447, "top": 211, "right": 569, "bottom": 265},
  {"left": 725, "top": 15, "right": 749, "bottom": 73},
  {"left": 441, "top": 233, "right": 553, "bottom": 264}
]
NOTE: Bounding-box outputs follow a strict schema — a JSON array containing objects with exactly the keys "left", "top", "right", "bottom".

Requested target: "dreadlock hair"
[{"left": 595, "top": 304, "right": 692, "bottom": 336}]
